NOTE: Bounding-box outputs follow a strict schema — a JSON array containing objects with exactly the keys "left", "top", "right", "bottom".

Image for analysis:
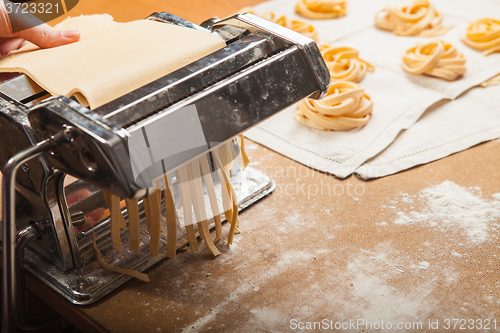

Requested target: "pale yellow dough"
[{"left": 0, "top": 16, "right": 225, "bottom": 108}]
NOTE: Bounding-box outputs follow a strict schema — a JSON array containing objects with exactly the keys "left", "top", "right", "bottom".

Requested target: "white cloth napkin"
[
  {"left": 356, "top": 83, "right": 500, "bottom": 179},
  {"left": 244, "top": 0, "right": 500, "bottom": 178}
]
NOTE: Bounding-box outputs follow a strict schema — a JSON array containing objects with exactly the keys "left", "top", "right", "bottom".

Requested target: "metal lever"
[
  {"left": 14, "top": 224, "right": 60, "bottom": 330},
  {"left": 2, "top": 126, "right": 75, "bottom": 333}
]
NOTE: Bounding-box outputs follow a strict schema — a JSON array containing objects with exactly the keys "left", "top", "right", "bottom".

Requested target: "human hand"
[{"left": 0, "top": 0, "right": 79, "bottom": 56}]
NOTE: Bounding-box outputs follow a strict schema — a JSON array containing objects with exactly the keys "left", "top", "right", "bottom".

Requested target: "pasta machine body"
[{"left": 0, "top": 12, "right": 329, "bottom": 331}]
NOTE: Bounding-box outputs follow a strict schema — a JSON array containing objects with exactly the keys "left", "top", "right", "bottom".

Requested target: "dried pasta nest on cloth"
[
  {"left": 402, "top": 40, "right": 466, "bottom": 81},
  {"left": 295, "top": 81, "right": 373, "bottom": 131},
  {"left": 375, "top": 0, "right": 452, "bottom": 37},
  {"left": 295, "top": 0, "right": 347, "bottom": 20},
  {"left": 319, "top": 45, "right": 374, "bottom": 82},
  {"left": 461, "top": 18, "right": 500, "bottom": 56}
]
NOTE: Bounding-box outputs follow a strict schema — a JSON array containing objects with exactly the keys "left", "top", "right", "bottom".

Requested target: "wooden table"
[{"left": 5, "top": 0, "right": 500, "bottom": 332}]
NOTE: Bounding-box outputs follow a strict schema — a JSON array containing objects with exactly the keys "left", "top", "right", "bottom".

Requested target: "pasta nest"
[
  {"left": 295, "top": 0, "right": 347, "bottom": 20},
  {"left": 402, "top": 40, "right": 466, "bottom": 81},
  {"left": 461, "top": 18, "right": 500, "bottom": 56},
  {"left": 319, "top": 45, "right": 374, "bottom": 82},
  {"left": 260, "top": 11, "right": 319, "bottom": 42},
  {"left": 375, "top": 0, "right": 451, "bottom": 37},
  {"left": 295, "top": 81, "right": 373, "bottom": 131}
]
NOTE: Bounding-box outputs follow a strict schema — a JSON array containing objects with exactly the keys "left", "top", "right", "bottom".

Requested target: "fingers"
[
  {"left": 14, "top": 24, "right": 79, "bottom": 48},
  {"left": 0, "top": 36, "right": 25, "bottom": 56}
]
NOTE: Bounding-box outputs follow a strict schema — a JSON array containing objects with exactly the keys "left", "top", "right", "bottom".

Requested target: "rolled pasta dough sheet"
[{"left": 0, "top": 17, "right": 225, "bottom": 108}]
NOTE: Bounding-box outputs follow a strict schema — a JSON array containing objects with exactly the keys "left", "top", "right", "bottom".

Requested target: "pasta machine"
[{"left": 0, "top": 12, "right": 329, "bottom": 331}]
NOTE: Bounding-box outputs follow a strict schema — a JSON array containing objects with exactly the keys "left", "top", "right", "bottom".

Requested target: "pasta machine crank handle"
[{"left": 2, "top": 126, "right": 76, "bottom": 333}]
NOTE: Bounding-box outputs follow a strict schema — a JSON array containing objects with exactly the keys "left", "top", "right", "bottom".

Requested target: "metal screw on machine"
[{"left": 70, "top": 211, "right": 85, "bottom": 227}]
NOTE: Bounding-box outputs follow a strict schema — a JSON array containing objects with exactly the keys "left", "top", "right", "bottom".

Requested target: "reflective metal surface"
[
  {"left": 0, "top": 11, "right": 328, "bottom": 317},
  {"left": 27, "top": 13, "right": 329, "bottom": 198},
  {"left": 2, "top": 166, "right": 275, "bottom": 305}
]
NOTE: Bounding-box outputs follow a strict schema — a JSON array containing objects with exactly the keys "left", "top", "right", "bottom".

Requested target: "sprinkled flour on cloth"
[{"left": 393, "top": 181, "right": 500, "bottom": 243}]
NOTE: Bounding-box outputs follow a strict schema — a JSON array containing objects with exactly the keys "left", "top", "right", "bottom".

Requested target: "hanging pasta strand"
[
  {"left": 216, "top": 151, "right": 232, "bottom": 225},
  {"left": 213, "top": 150, "right": 239, "bottom": 245},
  {"left": 188, "top": 160, "right": 220, "bottom": 256},
  {"left": 125, "top": 198, "right": 140, "bottom": 253},
  {"left": 221, "top": 143, "right": 240, "bottom": 228},
  {"left": 147, "top": 180, "right": 162, "bottom": 256},
  {"left": 200, "top": 154, "right": 223, "bottom": 241},
  {"left": 218, "top": 144, "right": 240, "bottom": 236},
  {"left": 103, "top": 191, "right": 123, "bottom": 257},
  {"left": 142, "top": 195, "right": 152, "bottom": 233},
  {"left": 225, "top": 141, "right": 233, "bottom": 171},
  {"left": 163, "top": 172, "right": 178, "bottom": 259},
  {"left": 103, "top": 191, "right": 127, "bottom": 229},
  {"left": 175, "top": 166, "right": 199, "bottom": 253},
  {"left": 239, "top": 135, "right": 250, "bottom": 171}
]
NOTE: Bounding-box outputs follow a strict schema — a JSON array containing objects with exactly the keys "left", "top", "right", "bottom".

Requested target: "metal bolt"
[{"left": 21, "top": 163, "right": 29, "bottom": 173}]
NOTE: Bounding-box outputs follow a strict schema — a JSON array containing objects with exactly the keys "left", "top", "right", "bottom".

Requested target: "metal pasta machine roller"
[{"left": 0, "top": 12, "right": 329, "bottom": 331}]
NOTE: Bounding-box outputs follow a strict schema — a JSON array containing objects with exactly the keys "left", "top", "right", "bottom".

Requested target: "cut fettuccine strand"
[
  {"left": 125, "top": 198, "right": 140, "bottom": 253},
  {"left": 375, "top": 0, "right": 452, "bottom": 37},
  {"left": 319, "top": 45, "right": 374, "bottom": 82},
  {"left": 163, "top": 173, "right": 178, "bottom": 259},
  {"left": 480, "top": 74, "right": 500, "bottom": 87},
  {"left": 103, "top": 191, "right": 127, "bottom": 229},
  {"left": 295, "top": 0, "right": 347, "bottom": 20},
  {"left": 92, "top": 229, "right": 150, "bottom": 283},
  {"left": 103, "top": 191, "right": 123, "bottom": 257},
  {"left": 200, "top": 155, "right": 223, "bottom": 242},
  {"left": 147, "top": 181, "right": 162, "bottom": 256},
  {"left": 462, "top": 18, "right": 500, "bottom": 56},
  {"left": 188, "top": 161, "right": 220, "bottom": 256},
  {"left": 239, "top": 135, "right": 250, "bottom": 171},
  {"left": 402, "top": 40, "right": 466, "bottom": 81},
  {"left": 213, "top": 150, "right": 239, "bottom": 246},
  {"left": 295, "top": 81, "right": 373, "bottom": 131},
  {"left": 175, "top": 166, "right": 199, "bottom": 254}
]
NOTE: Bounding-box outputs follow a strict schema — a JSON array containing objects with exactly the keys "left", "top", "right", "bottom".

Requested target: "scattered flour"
[
  {"left": 419, "top": 261, "right": 430, "bottom": 270},
  {"left": 394, "top": 181, "right": 500, "bottom": 243},
  {"left": 345, "top": 243, "right": 437, "bottom": 323},
  {"left": 401, "top": 193, "right": 413, "bottom": 203}
]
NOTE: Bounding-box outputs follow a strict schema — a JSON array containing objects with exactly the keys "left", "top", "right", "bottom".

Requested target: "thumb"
[{"left": 14, "top": 24, "right": 79, "bottom": 48}]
